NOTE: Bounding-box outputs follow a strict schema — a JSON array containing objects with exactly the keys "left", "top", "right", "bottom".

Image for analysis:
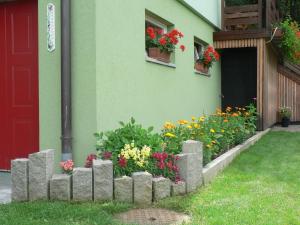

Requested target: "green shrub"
[{"left": 278, "top": 18, "right": 300, "bottom": 63}]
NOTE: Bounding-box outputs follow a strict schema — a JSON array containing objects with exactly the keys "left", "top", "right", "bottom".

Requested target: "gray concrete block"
[
  {"left": 11, "top": 159, "right": 29, "bottom": 202},
  {"left": 171, "top": 181, "right": 186, "bottom": 196},
  {"left": 114, "top": 176, "right": 133, "bottom": 203},
  {"left": 93, "top": 160, "right": 113, "bottom": 201},
  {"left": 152, "top": 177, "right": 170, "bottom": 201},
  {"left": 176, "top": 153, "right": 202, "bottom": 193},
  {"left": 72, "top": 168, "right": 92, "bottom": 201},
  {"left": 182, "top": 140, "right": 203, "bottom": 154},
  {"left": 132, "top": 172, "right": 152, "bottom": 205},
  {"left": 50, "top": 174, "right": 71, "bottom": 201},
  {"left": 29, "top": 149, "right": 55, "bottom": 201}
]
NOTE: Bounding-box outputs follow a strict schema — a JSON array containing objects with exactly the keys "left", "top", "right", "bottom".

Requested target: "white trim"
[
  {"left": 145, "top": 56, "right": 176, "bottom": 68},
  {"left": 145, "top": 15, "right": 168, "bottom": 33}
]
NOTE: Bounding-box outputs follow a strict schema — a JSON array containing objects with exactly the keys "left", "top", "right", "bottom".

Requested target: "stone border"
[
  {"left": 10, "top": 141, "right": 201, "bottom": 205},
  {"left": 10, "top": 130, "right": 270, "bottom": 204},
  {"left": 202, "top": 129, "right": 270, "bottom": 185}
]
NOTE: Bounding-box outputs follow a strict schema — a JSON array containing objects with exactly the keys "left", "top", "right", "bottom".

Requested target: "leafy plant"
[
  {"left": 277, "top": 18, "right": 300, "bottom": 63},
  {"left": 279, "top": 107, "right": 292, "bottom": 118},
  {"left": 161, "top": 104, "right": 257, "bottom": 165}
]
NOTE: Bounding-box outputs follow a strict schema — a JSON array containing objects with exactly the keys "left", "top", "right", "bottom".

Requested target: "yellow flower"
[
  {"left": 191, "top": 116, "right": 196, "bottom": 121},
  {"left": 210, "top": 129, "right": 215, "bottom": 133},
  {"left": 187, "top": 125, "right": 192, "bottom": 129},
  {"left": 199, "top": 116, "right": 205, "bottom": 122},
  {"left": 141, "top": 146, "right": 151, "bottom": 157},
  {"left": 194, "top": 123, "right": 200, "bottom": 129},
  {"left": 178, "top": 119, "right": 189, "bottom": 125},
  {"left": 212, "top": 140, "right": 217, "bottom": 144},
  {"left": 206, "top": 144, "right": 212, "bottom": 148},
  {"left": 165, "top": 132, "right": 176, "bottom": 138},
  {"left": 164, "top": 122, "right": 176, "bottom": 130},
  {"left": 221, "top": 129, "right": 225, "bottom": 133}
]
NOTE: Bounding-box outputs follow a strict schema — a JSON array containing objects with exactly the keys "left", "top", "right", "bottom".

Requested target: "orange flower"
[
  {"left": 231, "top": 113, "right": 239, "bottom": 117},
  {"left": 223, "top": 119, "right": 228, "bottom": 123}
]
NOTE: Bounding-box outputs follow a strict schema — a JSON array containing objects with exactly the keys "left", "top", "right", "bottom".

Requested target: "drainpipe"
[{"left": 61, "top": 0, "right": 72, "bottom": 161}]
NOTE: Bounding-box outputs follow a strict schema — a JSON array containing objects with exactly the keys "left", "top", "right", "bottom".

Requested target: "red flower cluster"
[
  {"left": 118, "top": 156, "right": 127, "bottom": 168},
  {"left": 146, "top": 27, "right": 163, "bottom": 40},
  {"left": 84, "top": 153, "right": 97, "bottom": 168},
  {"left": 102, "top": 151, "right": 112, "bottom": 160},
  {"left": 146, "top": 26, "right": 185, "bottom": 52},
  {"left": 199, "top": 45, "right": 220, "bottom": 68},
  {"left": 152, "top": 152, "right": 179, "bottom": 174}
]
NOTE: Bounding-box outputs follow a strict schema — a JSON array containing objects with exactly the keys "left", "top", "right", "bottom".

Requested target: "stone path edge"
[{"left": 203, "top": 128, "right": 271, "bottom": 185}]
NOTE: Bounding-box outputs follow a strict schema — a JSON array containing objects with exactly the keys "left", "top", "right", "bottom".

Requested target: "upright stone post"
[
  {"left": 152, "top": 177, "right": 170, "bottom": 201},
  {"left": 50, "top": 174, "right": 71, "bottom": 201},
  {"left": 176, "top": 140, "right": 203, "bottom": 193},
  {"left": 72, "top": 168, "right": 93, "bottom": 201},
  {"left": 93, "top": 160, "right": 113, "bottom": 201},
  {"left": 132, "top": 172, "right": 152, "bottom": 205},
  {"left": 11, "top": 159, "right": 29, "bottom": 202},
  {"left": 29, "top": 149, "right": 55, "bottom": 201},
  {"left": 114, "top": 176, "right": 133, "bottom": 203}
]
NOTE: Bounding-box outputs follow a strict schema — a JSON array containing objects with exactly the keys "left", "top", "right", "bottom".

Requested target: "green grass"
[
  {"left": 156, "top": 131, "right": 300, "bottom": 224},
  {"left": 1, "top": 131, "right": 300, "bottom": 225}
]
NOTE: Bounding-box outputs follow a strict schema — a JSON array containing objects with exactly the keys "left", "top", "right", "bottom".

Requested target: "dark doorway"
[{"left": 221, "top": 48, "right": 257, "bottom": 110}]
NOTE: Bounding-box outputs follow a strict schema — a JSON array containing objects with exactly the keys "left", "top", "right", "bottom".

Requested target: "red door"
[{"left": 0, "top": 0, "right": 39, "bottom": 170}]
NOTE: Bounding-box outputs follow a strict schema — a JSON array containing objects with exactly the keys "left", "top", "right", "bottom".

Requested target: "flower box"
[
  {"left": 148, "top": 47, "right": 171, "bottom": 63},
  {"left": 195, "top": 62, "right": 209, "bottom": 74}
]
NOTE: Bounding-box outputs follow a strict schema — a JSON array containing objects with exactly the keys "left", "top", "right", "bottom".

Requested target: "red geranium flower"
[
  {"left": 180, "top": 45, "right": 185, "bottom": 52},
  {"left": 159, "top": 37, "right": 167, "bottom": 46}
]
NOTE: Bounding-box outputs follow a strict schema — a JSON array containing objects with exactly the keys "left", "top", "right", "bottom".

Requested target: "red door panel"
[{"left": 0, "top": 0, "right": 39, "bottom": 170}]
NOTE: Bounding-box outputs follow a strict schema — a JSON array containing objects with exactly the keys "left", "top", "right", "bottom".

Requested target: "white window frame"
[
  {"left": 194, "top": 41, "right": 205, "bottom": 61},
  {"left": 145, "top": 15, "right": 168, "bottom": 34}
]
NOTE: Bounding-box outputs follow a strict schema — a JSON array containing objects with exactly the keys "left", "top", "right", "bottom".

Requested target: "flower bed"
[{"left": 10, "top": 104, "right": 258, "bottom": 205}]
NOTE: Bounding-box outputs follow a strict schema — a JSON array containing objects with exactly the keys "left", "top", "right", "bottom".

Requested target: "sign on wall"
[{"left": 47, "top": 3, "right": 55, "bottom": 52}]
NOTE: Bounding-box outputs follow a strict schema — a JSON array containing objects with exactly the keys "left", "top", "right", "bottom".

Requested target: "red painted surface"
[{"left": 0, "top": 0, "right": 39, "bottom": 170}]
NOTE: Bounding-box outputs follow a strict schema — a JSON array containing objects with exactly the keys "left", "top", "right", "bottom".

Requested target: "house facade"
[{"left": 0, "top": 0, "right": 222, "bottom": 170}]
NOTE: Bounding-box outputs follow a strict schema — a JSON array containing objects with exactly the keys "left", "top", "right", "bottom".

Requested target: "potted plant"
[
  {"left": 146, "top": 27, "right": 185, "bottom": 63},
  {"left": 195, "top": 45, "right": 220, "bottom": 74},
  {"left": 279, "top": 107, "right": 292, "bottom": 127}
]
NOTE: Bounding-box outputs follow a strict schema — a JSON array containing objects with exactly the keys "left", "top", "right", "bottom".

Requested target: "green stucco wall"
[
  {"left": 95, "top": 0, "right": 221, "bottom": 132},
  {"left": 38, "top": 0, "right": 97, "bottom": 167},
  {"left": 38, "top": 0, "right": 221, "bottom": 168}
]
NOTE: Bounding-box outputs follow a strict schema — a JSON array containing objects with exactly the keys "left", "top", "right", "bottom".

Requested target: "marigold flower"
[
  {"left": 178, "top": 119, "right": 188, "bottom": 125},
  {"left": 223, "top": 119, "right": 228, "bottom": 123},
  {"left": 231, "top": 113, "right": 239, "bottom": 117},
  {"left": 163, "top": 122, "right": 176, "bottom": 130}
]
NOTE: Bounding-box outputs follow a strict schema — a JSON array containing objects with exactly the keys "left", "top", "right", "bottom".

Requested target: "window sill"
[
  {"left": 194, "top": 70, "right": 211, "bottom": 77},
  {"left": 145, "top": 56, "right": 176, "bottom": 68}
]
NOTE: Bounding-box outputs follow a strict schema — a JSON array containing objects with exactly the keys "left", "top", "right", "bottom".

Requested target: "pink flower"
[{"left": 60, "top": 160, "right": 74, "bottom": 173}]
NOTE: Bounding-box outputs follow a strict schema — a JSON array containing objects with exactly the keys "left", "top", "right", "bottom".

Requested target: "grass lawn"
[{"left": 1, "top": 131, "right": 300, "bottom": 225}]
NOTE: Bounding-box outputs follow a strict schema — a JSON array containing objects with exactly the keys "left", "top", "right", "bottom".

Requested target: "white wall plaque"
[{"left": 47, "top": 3, "right": 55, "bottom": 52}]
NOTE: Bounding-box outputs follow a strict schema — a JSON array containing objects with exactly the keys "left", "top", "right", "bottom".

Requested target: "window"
[
  {"left": 194, "top": 37, "right": 209, "bottom": 75},
  {"left": 145, "top": 11, "right": 176, "bottom": 67}
]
